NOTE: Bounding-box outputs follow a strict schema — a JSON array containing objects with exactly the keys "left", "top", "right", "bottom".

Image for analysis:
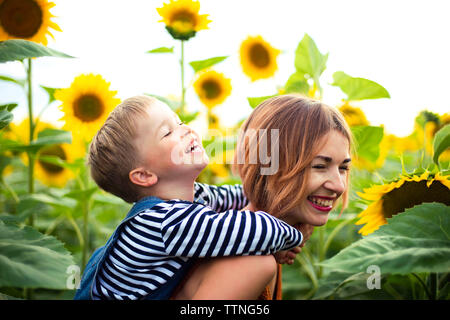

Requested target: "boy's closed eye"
[{"left": 162, "top": 121, "right": 185, "bottom": 138}]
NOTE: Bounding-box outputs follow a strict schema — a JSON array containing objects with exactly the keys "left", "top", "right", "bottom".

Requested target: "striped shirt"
[{"left": 92, "top": 183, "right": 303, "bottom": 300}]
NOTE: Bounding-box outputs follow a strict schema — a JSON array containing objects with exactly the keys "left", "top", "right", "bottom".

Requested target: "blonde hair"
[
  {"left": 233, "top": 94, "right": 352, "bottom": 218},
  {"left": 88, "top": 95, "right": 154, "bottom": 203}
]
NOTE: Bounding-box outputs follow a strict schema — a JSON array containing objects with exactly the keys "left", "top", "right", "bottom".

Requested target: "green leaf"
[
  {"left": 0, "top": 109, "right": 13, "bottom": 130},
  {"left": 433, "top": 124, "right": 450, "bottom": 165},
  {"left": 247, "top": 94, "right": 278, "bottom": 109},
  {"left": 332, "top": 71, "right": 390, "bottom": 101},
  {"left": 189, "top": 56, "right": 228, "bottom": 73},
  {"left": 0, "top": 39, "right": 74, "bottom": 63},
  {"left": 0, "top": 221, "right": 75, "bottom": 289},
  {"left": 351, "top": 125, "right": 384, "bottom": 162},
  {"left": 28, "top": 193, "right": 77, "bottom": 210},
  {"left": 64, "top": 187, "right": 98, "bottom": 202},
  {"left": 178, "top": 111, "right": 199, "bottom": 124},
  {"left": 0, "top": 198, "right": 49, "bottom": 224},
  {"left": 295, "top": 34, "right": 328, "bottom": 80},
  {"left": 0, "top": 103, "right": 17, "bottom": 129},
  {"left": 284, "top": 72, "right": 309, "bottom": 94},
  {"left": 0, "top": 75, "right": 26, "bottom": 87},
  {"left": 0, "top": 103, "right": 18, "bottom": 112},
  {"left": 37, "top": 155, "right": 81, "bottom": 171},
  {"left": 146, "top": 46, "right": 174, "bottom": 54},
  {"left": 40, "top": 85, "right": 59, "bottom": 104},
  {"left": 32, "top": 129, "right": 72, "bottom": 148},
  {"left": 6, "top": 129, "right": 73, "bottom": 155},
  {"left": 319, "top": 202, "right": 450, "bottom": 275}
]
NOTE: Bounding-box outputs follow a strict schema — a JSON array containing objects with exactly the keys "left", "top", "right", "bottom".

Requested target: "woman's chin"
[{"left": 306, "top": 213, "right": 330, "bottom": 226}]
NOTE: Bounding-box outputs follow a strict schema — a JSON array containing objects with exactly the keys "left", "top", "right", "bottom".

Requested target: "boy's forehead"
[
  {"left": 147, "top": 99, "right": 175, "bottom": 117},
  {"left": 141, "top": 100, "right": 177, "bottom": 130}
]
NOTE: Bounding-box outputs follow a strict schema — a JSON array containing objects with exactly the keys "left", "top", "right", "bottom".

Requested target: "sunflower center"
[
  {"left": 249, "top": 43, "right": 270, "bottom": 68},
  {"left": 38, "top": 145, "right": 66, "bottom": 174},
  {"left": 202, "top": 80, "right": 221, "bottom": 99},
  {"left": 382, "top": 180, "right": 450, "bottom": 218},
  {"left": 0, "top": 0, "right": 43, "bottom": 38},
  {"left": 171, "top": 10, "right": 196, "bottom": 31},
  {"left": 73, "top": 95, "right": 104, "bottom": 123}
]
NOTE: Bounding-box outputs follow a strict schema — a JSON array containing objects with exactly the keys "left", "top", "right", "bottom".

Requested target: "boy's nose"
[{"left": 181, "top": 124, "right": 193, "bottom": 138}]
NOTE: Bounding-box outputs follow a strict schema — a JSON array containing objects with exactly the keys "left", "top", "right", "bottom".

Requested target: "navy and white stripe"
[{"left": 92, "top": 183, "right": 303, "bottom": 300}]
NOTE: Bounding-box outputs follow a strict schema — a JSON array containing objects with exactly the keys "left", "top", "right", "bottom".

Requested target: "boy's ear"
[{"left": 129, "top": 168, "right": 158, "bottom": 187}]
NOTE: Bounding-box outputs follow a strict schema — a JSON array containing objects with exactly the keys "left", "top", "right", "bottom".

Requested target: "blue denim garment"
[{"left": 73, "top": 196, "right": 193, "bottom": 300}]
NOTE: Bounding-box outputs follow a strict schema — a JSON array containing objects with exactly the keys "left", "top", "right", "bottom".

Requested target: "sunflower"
[
  {"left": 35, "top": 140, "right": 84, "bottom": 187},
  {"left": 8, "top": 118, "right": 85, "bottom": 187},
  {"left": 240, "top": 35, "right": 280, "bottom": 81},
  {"left": 355, "top": 171, "right": 450, "bottom": 236},
  {"left": 194, "top": 70, "right": 231, "bottom": 109},
  {"left": 0, "top": 0, "right": 61, "bottom": 46},
  {"left": 55, "top": 74, "right": 121, "bottom": 141},
  {"left": 338, "top": 102, "right": 369, "bottom": 127},
  {"left": 157, "top": 0, "right": 210, "bottom": 40}
]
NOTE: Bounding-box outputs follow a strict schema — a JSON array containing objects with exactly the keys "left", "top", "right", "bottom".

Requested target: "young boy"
[{"left": 75, "top": 95, "right": 304, "bottom": 300}]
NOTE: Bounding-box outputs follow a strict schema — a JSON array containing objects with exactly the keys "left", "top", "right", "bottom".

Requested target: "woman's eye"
[
  {"left": 312, "top": 164, "right": 326, "bottom": 169},
  {"left": 163, "top": 130, "right": 172, "bottom": 137}
]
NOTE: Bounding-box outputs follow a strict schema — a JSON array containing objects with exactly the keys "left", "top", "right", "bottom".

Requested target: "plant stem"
[
  {"left": 77, "top": 167, "right": 90, "bottom": 273},
  {"left": 317, "top": 226, "right": 325, "bottom": 278},
  {"left": 26, "top": 58, "right": 36, "bottom": 227},
  {"left": 411, "top": 273, "right": 433, "bottom": 299},
  {"left": 0, "top": 178, "right": 19, "bottom": 203},
  {"left": 180, "top": 40, "right": 186, "bottom": 114},
  {"left": 322, "top": 217, "right": 353, "bottom": 258},
  {"left": 27, "top": 59, "right": 35, "bottom": 145},
  {"left": 429, "top": 273, "right": 438, "bottom": 300},
  {"left": 67, "top": 213, "right": 84, "bottom": 250}
]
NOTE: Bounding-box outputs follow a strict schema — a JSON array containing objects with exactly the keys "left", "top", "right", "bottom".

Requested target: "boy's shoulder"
[{"left": 138, "top": 198, "right": 200, "bottom": 215}]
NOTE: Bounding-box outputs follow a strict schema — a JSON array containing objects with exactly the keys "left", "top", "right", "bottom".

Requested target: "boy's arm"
[
  {"left": 194, "top": 182, "right": 248, "bottom": 211},
  {"left": 160, "top": 201, "right": 302, "bottom": 258}
]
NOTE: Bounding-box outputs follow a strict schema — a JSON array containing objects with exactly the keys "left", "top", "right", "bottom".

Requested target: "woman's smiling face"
[{"left": 282, "top": 130, "right": 351, "bottom": 226}]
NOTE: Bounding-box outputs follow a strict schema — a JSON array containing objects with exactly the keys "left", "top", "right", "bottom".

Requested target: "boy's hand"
[
  {"left": 294, "top": 223, "right": 314, "bottom": 247},
  {"left": 273, "top": 246, "right": 301, "bottom": 265}
]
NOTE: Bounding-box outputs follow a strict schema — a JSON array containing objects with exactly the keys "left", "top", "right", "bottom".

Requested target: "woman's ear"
[{"left": 129, "top": 167, "right": 158, "bottom": 187}]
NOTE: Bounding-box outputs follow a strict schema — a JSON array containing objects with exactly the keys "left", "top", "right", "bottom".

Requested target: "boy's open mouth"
[
  {"left": 307, "top": 195, "right": 334, "bottom": 212},
  {"left": 185, "top": 139, "right": 202, "bottom": 154}
]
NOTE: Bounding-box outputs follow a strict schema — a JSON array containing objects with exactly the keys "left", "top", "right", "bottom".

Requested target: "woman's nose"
[{"left": 324, "top": 169, "right": 346, "bottom": 195}]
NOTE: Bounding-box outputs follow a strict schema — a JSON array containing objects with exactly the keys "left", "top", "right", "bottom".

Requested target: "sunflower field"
[{"left": 0, "top": 0, "right": 449, "bottom": 300}]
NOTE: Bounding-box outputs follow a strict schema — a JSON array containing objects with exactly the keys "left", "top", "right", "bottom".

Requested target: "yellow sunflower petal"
[
  {"left": 194, "top": 70, "right": 232, "bottom": 109},
  {"left": 240, "top": 35, "right": 280, "bottom": 81},
  {"left": 434, "top": 172, "right": 450, "bottom": 189},
  {"left": 0, "top": 0, "right": 61, "bottom": 45},
  {"left": 355, "top": 171, "right": 450, "bottom": 236},
  {"left": 157, "top": 0, "right": 210, "bottom": 40},
  {"left": 56, "top": 73, "right": 121, "bottom": 142},
  {"left": 338, "top": 102, "right": 370, "bottom": 127}
]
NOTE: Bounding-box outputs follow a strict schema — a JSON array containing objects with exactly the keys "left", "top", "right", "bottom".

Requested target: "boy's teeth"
[{"left": 186, "top": 142, "right": 200, "bottom": 153}]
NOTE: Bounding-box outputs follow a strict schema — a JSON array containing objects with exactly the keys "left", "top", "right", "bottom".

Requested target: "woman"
[{"left": 173, "top": 94, "right": 353, "bottom": 299}]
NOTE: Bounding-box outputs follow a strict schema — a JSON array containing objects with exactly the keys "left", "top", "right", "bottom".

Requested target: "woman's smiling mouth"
[{"left": 307, "top": 195, "right": 335, "bottom": 212}]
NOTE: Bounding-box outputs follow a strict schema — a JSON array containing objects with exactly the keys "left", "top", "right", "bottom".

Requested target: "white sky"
[{"left": 1, "top": 0, "right": 449, "bottom": 137}]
